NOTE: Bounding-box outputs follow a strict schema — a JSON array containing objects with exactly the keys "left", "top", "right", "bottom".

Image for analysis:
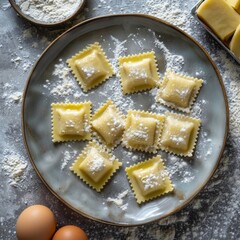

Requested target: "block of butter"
[
  {"left": 226, "top": 0, "right": 240, "bottom": 14},
  {"left": 230, "top": 24, "right": 240, "bottom": 58},
  {"left": 197, "top": 0, "right": 240, "bottom": 41}
]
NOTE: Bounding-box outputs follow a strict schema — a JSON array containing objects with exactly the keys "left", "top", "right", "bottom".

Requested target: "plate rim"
[{"left": 21, "top": 13, "right": 229, "bottom": 227}]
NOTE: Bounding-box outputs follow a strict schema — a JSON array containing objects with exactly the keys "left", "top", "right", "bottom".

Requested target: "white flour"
[
  {"left": 145, "top": 0, "right": 193, "bottom": 33},
  {"left": 107, "top": 190, "right": 129, "bottom": 211},
  {"left": 2, "top": 150, "right": 28, "bottom": 187},
  {"left": 15, "top": 0, "right": 83, "bottom": 23},
  {"left": 2, "top": 83, "right": 23, "bottom": 107},
  {"left": 43, "top": 59, "right": 81, "bottom": 101},
  {"left": 61, "top": 148, "right": 78, "bottom": 170}
]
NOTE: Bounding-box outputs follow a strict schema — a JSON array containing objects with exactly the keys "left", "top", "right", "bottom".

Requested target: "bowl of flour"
[{"left": 9, "top": 0, "right": 86, "bottom": 26}]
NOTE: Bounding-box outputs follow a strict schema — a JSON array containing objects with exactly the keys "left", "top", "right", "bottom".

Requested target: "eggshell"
[
  {"left": 16, "top": 205, "right": 56, "bottom": 240},
  {"left": 52, "top": 225, "right": 88, "bottom": 240}
]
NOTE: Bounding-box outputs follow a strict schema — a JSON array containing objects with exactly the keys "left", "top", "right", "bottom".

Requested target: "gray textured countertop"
[{"left": 1, "top": 0, "right": 240, "bottom": 239}]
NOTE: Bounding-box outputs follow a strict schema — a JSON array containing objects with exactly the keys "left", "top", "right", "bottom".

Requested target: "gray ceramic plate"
[{"left": 22, "top": 14, "right": 229, "bottom": 226}]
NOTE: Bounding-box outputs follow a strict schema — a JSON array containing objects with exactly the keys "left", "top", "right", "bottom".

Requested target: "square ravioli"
[
  {"left": 160, "top": 112, "right": 201, "bottom": 157},
  {"left": 51, "top": 102, "right": 91, "bottom": 142},
  {"left": 70, "top": 141, "right": 122, "bottom": 192},
  {"left": 92, "top": 100, "right": 125, "bottom": 148},
  {"left": 126, "top": 155, "right": 173, "bottom": 204},
  {"left": 118, "top": 52, "right": 159, "bottom": 94},
  {"left": 122, "top": 110, "right": 165, "bottom": 153},
  {"left": 156, "top": 69, "right": 203, "bottom": 112},
  {"left": 67, "top": 42, "right": 114, "bottom": 92}
]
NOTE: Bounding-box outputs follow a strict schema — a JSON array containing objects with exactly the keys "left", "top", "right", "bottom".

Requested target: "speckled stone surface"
[{"left": 0, "top": 0, "right": 240, "bottom": 239}]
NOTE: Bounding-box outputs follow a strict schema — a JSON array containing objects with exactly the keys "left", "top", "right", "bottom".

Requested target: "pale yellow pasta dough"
[
  {"left": 122, "top": 59, "right": 154, "bottom": 89},
  {"left": 75, "top": 50, "right": 107, "bottom": 87},
  {"left": 161, "top": 76, "right": 196, "bottom": 108},
  {"left": 56, "top": 109, "right": 85, "bottom": 136},
  {"left": 161, "top": 118, "right": 194, "bottom": 151},
  {"left": 79, "top": 148, "right": 112, "bottom": 183},
  {"left": 160, "top": 112, "right": 201, "bottom": 157},
  {"left": 122, "top": 110, "right": 165, "bottom": 153},
  {"left": 133, "top": 162, "right": 165, "bottom": 196},
  {"left": 51, "top": 102, "right": 92, "bottom": 142},
  {"left": 70, "top": 141, "right": 122, "bottom": 192},
  {"left": 125, "top": 156, "right": 174, "bottom": 204},
  {"left": 67, "top": 42, "right": 114, "bottom": 92},
  {"left": 156, "top": 69, "right": 203, "bottom": 112},
  {"left": 197, "top": 0, "right": 240, "bottom": 40},
  {"left": 126, "top": 116, "right": 157, "bottom": 147},
  {"left": 92, "top": 100, "right": 125, "bottom": 147},
  {"left": 118, "top": 52, "right": 159, "bottom": 94}
]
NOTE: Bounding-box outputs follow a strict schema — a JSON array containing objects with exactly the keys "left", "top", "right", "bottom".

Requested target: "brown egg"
[
  {"left": 16, "top": 205, "right": 56, "bottom": 240},
  {"left": 52, "top": 225, "right": 88, "bottom": 240}
]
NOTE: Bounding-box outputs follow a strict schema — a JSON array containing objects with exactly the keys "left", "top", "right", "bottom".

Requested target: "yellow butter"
[
  {"left": 226, "top": 0, "right": 240, "bottom": 13},
  {"left": 230, "top": 24, "right": 240, "bottom": 59},
  {"left": 197, "top": 0, "right": 240, "bottom": 40}
]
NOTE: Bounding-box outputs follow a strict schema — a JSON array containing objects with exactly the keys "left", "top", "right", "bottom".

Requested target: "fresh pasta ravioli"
[
  {"left": 160, "top": 112, "right": 201, "bottom": 157},
  {"left": 122, "top": 110, "right": 165, "bottom": 153},
  {"left": 118, "top": 52, "right": 159, "bottom": 94},
  {"left": 51, "top": 102, "right": 91, "bottom": 142},
  {"left": 126, "top": 155, "right": 174, "bottom": 204},
  {"left": 67, "top": 42, "right": 114, "bottom": 92},
  {"left": 92, "top": 100, "right": 125, "bottom": 148},
  {"left": 70, "top": 141, "right": 122, "bottom": 192},
  {"left": 156, "top": 69, "right": 203, "bottom": 112}
]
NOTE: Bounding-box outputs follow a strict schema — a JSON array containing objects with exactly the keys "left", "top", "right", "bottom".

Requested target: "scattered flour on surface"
[
  {"left": 52, "top": 59, "right": 71, "bottom": 80},
  {"left": 107, "top": 190, "right": 129, "bottom": 211},
  {"left": 145, "top": 0, "right": 193, "bottom": 33},
  {"left": 11, "top": 55, "right": 32, "bottom": 72},
  {"left": 61, "top": 149, "right": 78, "bottom": 170},
  {"left": 43, "top": 59, "right": 82, "bottom": 100},
  {"left": 8, "top": 91, "right": 22, "bottom": 103},
  {"left": 213, "top": 52, "right": 240, "bottom": 140},
  {"left": 11, "top": 56, "right": 22, "bottom": 68},
  {"left": 2, "top": 150, "right": 28, "bottom": 187},
  {"left": 2, "top": 83, "right": 23, "bottom": 107},
  {"left": 152, "top": 31, "right": 185, "bottom": 72},
  {"left": 1, "top": 2, "right": 11, "bottom": 11},
  {"left": 167, "top": 155, "right": 195, "bottom": 183},
  {"left": 4, "top": 91, "right": 22, "bottom": 105},
  {"left": 109, "top": 36, "right": 127, "bottom": 73}
]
